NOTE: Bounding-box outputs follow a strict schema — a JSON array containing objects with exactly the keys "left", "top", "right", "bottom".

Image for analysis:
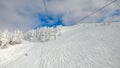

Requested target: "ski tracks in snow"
[
  {"left": 37, "top": 43, "right": 79, "bottom": 68},
  {"left": 1, "top": 23, "right": 120, "bottom": 68}
]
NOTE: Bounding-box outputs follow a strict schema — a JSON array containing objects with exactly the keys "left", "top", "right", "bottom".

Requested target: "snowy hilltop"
[{"left": 0, "top": 23, "right": 120, "bottom": 68}]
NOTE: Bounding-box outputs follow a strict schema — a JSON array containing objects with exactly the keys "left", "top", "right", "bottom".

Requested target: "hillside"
[{"left": 0, "top": 23, "right": 120, "bottom": 68}]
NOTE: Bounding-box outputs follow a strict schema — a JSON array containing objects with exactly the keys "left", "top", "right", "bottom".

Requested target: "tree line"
[{"left": 0, "top": 25, "right": 62, "bottom": 49}]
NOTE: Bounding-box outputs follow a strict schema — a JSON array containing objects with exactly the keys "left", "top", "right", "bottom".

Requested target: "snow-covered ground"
[
  {"left": 0, "top": 41, "right": 34, "bottom": 67},
  {"left": 0, "top": 23, "right": 120, "bottom": 68}
]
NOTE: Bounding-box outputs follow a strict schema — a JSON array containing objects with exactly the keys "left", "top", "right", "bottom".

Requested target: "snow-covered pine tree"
[
  {"left": 48, "top": 27, "right": 57, "bottom": 40},
  {"left": 9, "top": 30, "right": 23, "bottom": 45},
  {"left": 24, "top": 30, "right": 33, "bottom": 41},
  {"left": 56, "top": 25, "right": 63, "bottom": 36},
  {"left": 39, "top": 27, "right": 46, "bottom": 42},
  {"left": 24, "top": 29, "right": 38, "bottom": 41},
  {"left": 0, "top": 30, "right": 10, "bottom": 48}
]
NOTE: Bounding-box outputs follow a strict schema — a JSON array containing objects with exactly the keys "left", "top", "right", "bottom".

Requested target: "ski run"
[{"left": 0, "top": 23, "right": 120, "bottom": 68}]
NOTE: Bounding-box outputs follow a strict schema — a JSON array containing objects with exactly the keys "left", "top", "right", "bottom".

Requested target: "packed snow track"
[{"left": 0, "top": 23, "right": 120, "bottom": 68}]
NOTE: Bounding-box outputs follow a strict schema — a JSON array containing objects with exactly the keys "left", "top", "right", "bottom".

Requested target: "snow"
[
  {"left": 0, "top": 23, "right": 120, "bottom": 68},
  {"left": 0, "top": 41, "right": 33, "bottom": 67}
]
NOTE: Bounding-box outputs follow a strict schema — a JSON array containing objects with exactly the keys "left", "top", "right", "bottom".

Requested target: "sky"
[{"left": 0, "top": 0, "right": 120, "bottom": 31}]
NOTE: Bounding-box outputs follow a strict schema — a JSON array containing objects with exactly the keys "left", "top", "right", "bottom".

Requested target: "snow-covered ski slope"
[{"left": 0, "top": 23, "right": 120, "bottom": 68}]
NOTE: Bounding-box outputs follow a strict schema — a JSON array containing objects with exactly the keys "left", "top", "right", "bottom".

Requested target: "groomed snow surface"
[{"left": 0, "top": 23, "right": 120, "bottom": 68}]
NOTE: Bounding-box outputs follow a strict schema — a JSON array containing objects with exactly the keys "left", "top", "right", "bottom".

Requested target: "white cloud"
[
  {"left": 0, "top": 0, "right": 119, "bottom": 31},
  {"left": 47, "top": 0, "right": 119, "bottom": 24}
]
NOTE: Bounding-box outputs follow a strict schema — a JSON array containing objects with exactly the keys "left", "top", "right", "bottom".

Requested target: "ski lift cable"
[
  {"left": 116, "top": 0, "right": 120, "bottom": 8},
  {"left": 43, "top": 0, "right": 48, "bottom": 16},
  {"left": 75, "top": 0, "right": 117, "bottom": 23}
]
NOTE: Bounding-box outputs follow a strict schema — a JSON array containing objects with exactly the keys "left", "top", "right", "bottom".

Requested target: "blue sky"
[
  {"left": 0, "top": 0, "right": 120, "bottom": 31},
  {"left": 34, "top": 14, "right": 65, "bottom": 29},
  {"left": 112, "top": 10, "right": 120, "bottom": 16}
]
